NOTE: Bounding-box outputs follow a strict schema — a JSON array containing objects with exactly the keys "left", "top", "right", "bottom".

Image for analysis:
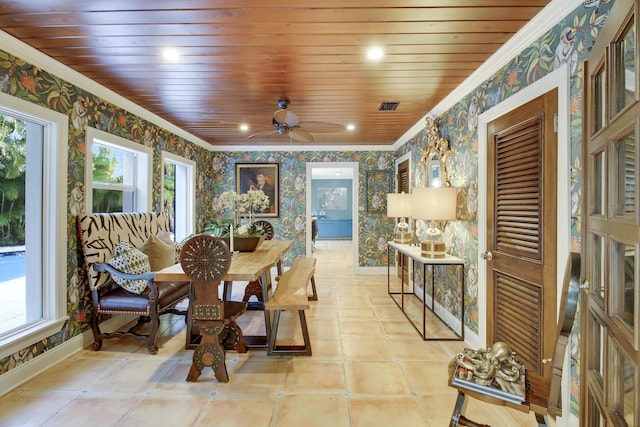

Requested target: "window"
[
  {"left": 85, "top": 127, "right": 151, "bottom": 213},
  {"left": 162, "top": 152, "right": 195, "bottom": 242},
  {"left": 0, "top": 92, "right": 67, "bottom": 358}
]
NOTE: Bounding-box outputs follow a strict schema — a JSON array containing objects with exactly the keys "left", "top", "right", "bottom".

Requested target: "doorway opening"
[{"left": 305, "top": 162, "right": 359, "bottom": 273}]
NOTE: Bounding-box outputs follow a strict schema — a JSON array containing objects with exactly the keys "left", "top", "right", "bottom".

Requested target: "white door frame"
[{"left": 476, "top": 64, "right": 570, "bottom": 347}]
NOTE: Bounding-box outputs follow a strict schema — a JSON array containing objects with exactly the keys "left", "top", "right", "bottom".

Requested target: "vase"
[{"left": 223, "top": 235, "right": 265, "bottom": 252}]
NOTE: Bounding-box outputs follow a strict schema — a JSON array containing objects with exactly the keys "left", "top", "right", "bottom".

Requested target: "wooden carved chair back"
[
  {"left": 180, "top": 234, "right": 237, "bottom": 382},
  {"left": 254, "top": 220, "right": 275, "bottom": 240}
]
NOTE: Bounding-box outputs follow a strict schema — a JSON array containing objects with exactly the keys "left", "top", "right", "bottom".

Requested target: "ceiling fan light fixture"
[
  {"left": 347, "top": 124, "right": 356, "bottom": 131},
  {"left": 239, "top": 123, "right": 249, "bottom": 131}
]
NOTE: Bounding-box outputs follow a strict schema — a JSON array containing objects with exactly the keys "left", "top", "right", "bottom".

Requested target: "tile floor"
[{"left": 0, "top": 240, "right": 540, "bottom": 426}]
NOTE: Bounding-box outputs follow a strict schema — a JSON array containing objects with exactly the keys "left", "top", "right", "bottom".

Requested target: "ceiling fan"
[{"left": 248, "top": 99, "right": 345, "bottom": 142}]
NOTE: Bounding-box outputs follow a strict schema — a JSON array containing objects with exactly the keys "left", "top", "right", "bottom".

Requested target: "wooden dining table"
[{"left": 155, "top": 239, "right": 294, "bottom": 350}]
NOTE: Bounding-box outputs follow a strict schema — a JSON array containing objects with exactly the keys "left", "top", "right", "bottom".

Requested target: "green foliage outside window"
[
  {"left": 92, "top": 144, "right": 124, "bottom": 212},
  {"left": 0, "top": 114, "right": 26, "bottom": 246}
]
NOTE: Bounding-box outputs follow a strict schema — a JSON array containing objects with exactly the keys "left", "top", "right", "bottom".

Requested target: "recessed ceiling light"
[
  {"left": 367, "top": 46, "right": 384, "bottom": 61},
  {"left": 346, "top": 124, "right": 356, "bottom": 131},
  {"left": 162, "top": 48, "right": 181, "bottom": 62},
  {"left": 239, "top": 124, "right": 249, "bottom": 131}
]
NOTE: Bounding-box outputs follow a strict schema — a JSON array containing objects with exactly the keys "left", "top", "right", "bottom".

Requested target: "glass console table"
[{"left": 387, "top": 241, "right": 465, "bottom": 341}]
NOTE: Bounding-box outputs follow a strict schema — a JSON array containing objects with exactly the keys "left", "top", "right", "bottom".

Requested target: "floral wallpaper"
[
  {"left": 0, "top": 47, "right": 395, "bottom": 377},
  {"left": 396, "top": 0, "right": 614, "bottom": 417},
  {"left": 203, "top": 150, "right": 396, "bottom": 267}
]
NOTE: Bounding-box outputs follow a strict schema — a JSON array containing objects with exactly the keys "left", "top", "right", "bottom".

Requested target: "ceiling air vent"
[{"left": 378, "top": 101, "right": 399, "bottom": 111}]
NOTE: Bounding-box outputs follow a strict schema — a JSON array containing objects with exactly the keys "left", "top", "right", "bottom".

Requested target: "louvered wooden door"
[{"left": 486, "top": 89, "right": 558, "bottom": 377}]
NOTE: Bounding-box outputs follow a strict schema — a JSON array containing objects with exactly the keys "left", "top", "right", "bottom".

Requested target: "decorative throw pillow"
[
  {"left": 156, "top": 230, "right": 181, "bottom": 263},
  {"left": 141, "top": 234, "right": 176, "bottom": 271},
  {"left": 107, "top": 241, "right": 151, "bottom": 294}
]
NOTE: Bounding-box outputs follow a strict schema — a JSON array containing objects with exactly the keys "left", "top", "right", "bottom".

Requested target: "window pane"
[
  {"left": 587, "top": 392, "right": 605, "bottom": 427},
  {"left": 588, "top": 312, "right": 605, "bottom": 383},
  {"left": 594, "top": 66, "right": 606, "bottom": 132},
  {"left": 92, "top": 188, "right": 123, "bottom": 213},
  {"left": 591, "top": 233, "right": 606, "bottom": 300},
  {"left": 163, "top": 161, "right": 176, "bottom": 236},
  {"left": 0, "top": 113, "right": 44, "bottom": 335},
  {"left": 612, "top": 345, "right": 636, "bottom": 427},
  {"left": 613, "top": 131, "right": 636, "bottom": 218},
  {"left": 92, "top": 143, "right": 124, "bottom": 184},
  {"left": 613, "top": 20, "right": 636, "bottom": 114},
  {"left": 593, "top": 150, "right": 605, "bottom": 215},
  {"left": 611, "top": 240, "right": 635, "bottom": 329}
]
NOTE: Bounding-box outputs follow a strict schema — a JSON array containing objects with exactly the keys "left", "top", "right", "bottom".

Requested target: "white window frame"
[
  {"left": 0, "top": 92, "right": 68, "bottom": 359},
  {"left": 85, "top": 127, "right": 152, "bottom": 213},
  {"left": 161, "top": 151, "right": 196, "bottom": 242}
]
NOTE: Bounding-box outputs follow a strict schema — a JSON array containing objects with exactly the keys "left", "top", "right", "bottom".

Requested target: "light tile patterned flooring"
[{"left": 0, "top": 240, "right": 539, "bottom": 426}]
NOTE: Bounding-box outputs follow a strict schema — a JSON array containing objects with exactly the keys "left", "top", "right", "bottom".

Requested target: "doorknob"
[{"left": 481, "top": 251, "right": 493, "bottom": 261}]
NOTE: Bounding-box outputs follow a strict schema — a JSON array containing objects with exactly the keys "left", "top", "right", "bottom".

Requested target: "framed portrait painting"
[{"left": 235, "top": 163, "right": 280, "bottom": 218}]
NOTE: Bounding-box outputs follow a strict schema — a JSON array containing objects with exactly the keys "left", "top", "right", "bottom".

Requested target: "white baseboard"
[
  {"left": 0, "top": 316, "right": 132, "bottom": 397},
  {"left": 356, "top": 266, "right": 388, "bottom": 275}
]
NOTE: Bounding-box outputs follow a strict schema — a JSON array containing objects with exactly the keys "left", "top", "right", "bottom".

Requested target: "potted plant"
[{"left": 212, "top": 189, "right": 271, "bottom": 251}]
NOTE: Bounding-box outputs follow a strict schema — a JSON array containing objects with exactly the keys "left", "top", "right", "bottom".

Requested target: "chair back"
[
  {"left": 254, "top": 220, "right": 275, "bottom": 240},
  {"left": 180, "top": 234, "right": 231, "bottom": 283},
  {"left": 546, "top": 252, "right": 580, "bottom": 415}
]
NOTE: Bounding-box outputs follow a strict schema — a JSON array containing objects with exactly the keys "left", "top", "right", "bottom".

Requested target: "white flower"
[
  {"left": 236, "top": 224, "right": 250, "bottom": 235},
  {"left": 218, "top": 189, "right": 270, "bottom": 214}
]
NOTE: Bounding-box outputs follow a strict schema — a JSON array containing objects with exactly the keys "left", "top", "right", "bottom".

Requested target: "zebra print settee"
[{"left": 77, "top": 212, "right": 190, "bottom": 354}]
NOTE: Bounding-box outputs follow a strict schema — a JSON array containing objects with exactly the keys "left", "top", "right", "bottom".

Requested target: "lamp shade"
[
  {"left": 387, "top": 193, "right": 412, "bottom": 218},
  {"left": 411, "top": 187, "right": 457, "bottom": 220}
]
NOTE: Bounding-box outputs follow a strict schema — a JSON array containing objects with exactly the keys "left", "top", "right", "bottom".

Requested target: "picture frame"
[
  {"left": 366, "top": 169, "right": 392, "bottom": 213},
  {"left": 318, "top": 187, "right": 348, "bottom": 210},
  {"left": 235, "top": 163, "right": 280, "bottom": 218}
]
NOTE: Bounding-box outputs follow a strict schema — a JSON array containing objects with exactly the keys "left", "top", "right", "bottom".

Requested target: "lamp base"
[
  {"left": 421, "top": 240, "right": 446, "bottom": 258},
  {"left": 393, "top": 231, "right": 412, "bottom": 244},
  {"left": 393, "top": 221, "right": 411, "bottom": 244}
]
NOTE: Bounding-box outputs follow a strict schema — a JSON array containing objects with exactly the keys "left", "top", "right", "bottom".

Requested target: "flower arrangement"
[{"left": 216, "top": 189, "right": 270, "bottom": 236}]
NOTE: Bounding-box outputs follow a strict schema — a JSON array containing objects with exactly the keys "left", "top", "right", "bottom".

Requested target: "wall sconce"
[
  {"left": 387, "top": 192, "right": 412, "bottom": 244},
  {"left": 411, "top": 187, "right": 457, "bottom": 258}
]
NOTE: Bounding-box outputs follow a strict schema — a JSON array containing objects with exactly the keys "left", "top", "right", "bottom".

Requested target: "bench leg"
[
  {"left": 267, "top": 309, "right": 312, "bottom": 356},
  {"left": 308, "top": 275, "right": 318, "bottom": 301}
]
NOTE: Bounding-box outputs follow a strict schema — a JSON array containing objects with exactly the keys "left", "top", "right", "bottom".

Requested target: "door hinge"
[{"left": 553, "top": 114, "right": 558, "bottom": 133}]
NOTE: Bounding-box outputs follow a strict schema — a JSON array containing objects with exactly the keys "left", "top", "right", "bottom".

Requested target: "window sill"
[{"left": 0, "top": 317, "right": 69, "bottom": 360}]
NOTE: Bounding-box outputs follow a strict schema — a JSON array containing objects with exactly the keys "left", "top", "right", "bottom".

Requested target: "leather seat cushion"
[{"left": 99, "top": 281, "right": 189, "bottom": 312}]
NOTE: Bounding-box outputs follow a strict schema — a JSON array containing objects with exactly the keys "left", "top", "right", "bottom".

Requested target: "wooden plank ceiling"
[{"left": 0, "top": 0, "right": 553, "bottom": 147}]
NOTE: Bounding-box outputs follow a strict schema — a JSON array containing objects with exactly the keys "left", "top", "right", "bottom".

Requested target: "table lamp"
[
  {"left": 387, "top": 192, "right": 412, "bottom": 244},
  {"left": 411, "top": 187, "right": 457, "bottom": 258}
]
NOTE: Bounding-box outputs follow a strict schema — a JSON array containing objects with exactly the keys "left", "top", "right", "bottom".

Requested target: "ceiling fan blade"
[
  {"left": 297, "top": 121, "right": 345, "bottom": 133},
  {"left": 247, "top": 130, "right": 276, "bottom": 139},
  {"left": 290, "top": 129, "right": 315, "bottom": 142},
  {"left": 273, "top": 109, "right": 299, "bottom": 126}
]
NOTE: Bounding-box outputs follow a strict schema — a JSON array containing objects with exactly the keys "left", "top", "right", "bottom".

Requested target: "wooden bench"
[{"left": 264, "top": 257, "right": 317, "bottom": 356}]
